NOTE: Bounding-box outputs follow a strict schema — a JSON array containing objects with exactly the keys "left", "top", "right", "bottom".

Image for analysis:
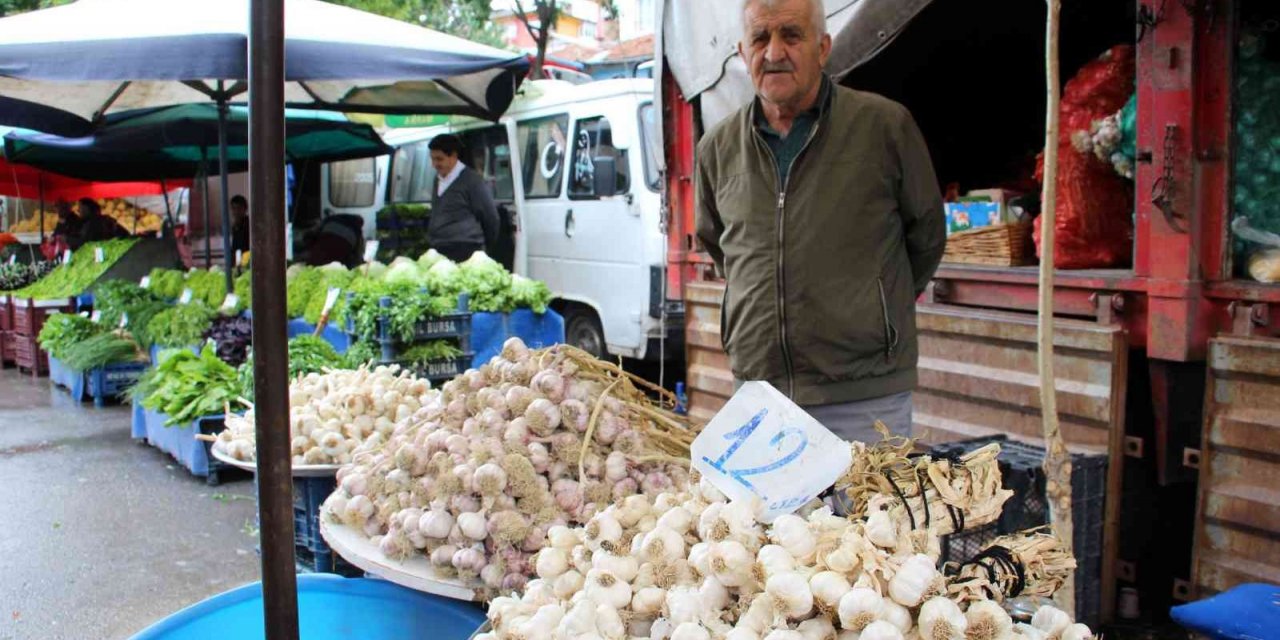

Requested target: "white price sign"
[
  {"left": 179, "top": 288, "right": 193, "bottom": 304},
  {"left": 62, "top": 249, "right": 72, "bottom": 264},
  {"left": 235, "top": 250, "right": 243, "bottom": 267},
  {"left": 691, "top": 382, "right": 852, "bottom": 522},
  {"left": 221, "top": 293, "right": 239, "bottom": 311},
  {"left": 94, "top": 247, "right": 105, "bottom": 263},
  {"left": 7, "top": 255, "right": 16, "bottom": 265},
  {"left": 90, "top": 310, "right": 102, "bottom": 322},
  {"left": 322, "top": 287, "right": 342, "bottom": 315},
  {"left": 362, "top": 240, "right": 379, "bottom": 263},
  {"left": 139, "top": 276, "right": 151, "bottom": 289},
  {"left": 120, "top": 312, "right": 129, "bottom": 328}
]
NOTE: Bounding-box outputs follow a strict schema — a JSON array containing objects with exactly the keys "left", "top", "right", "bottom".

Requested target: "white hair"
[{"left": 741, "top": 0, "right": 827, "bottom": 38}]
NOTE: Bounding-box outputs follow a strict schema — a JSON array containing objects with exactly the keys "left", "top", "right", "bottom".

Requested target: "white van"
[{"left": 320, "top": 79, "right": 679, "bottom": 361}]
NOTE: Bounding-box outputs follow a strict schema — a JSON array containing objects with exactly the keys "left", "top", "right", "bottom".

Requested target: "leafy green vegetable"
[
  {"left": 12, "top": 239, "right": 138, "bottom": 300},
  {"left": 286, "top": 268, "right": 323, "bottom": 318},
  {"left": 302, "top": 267, "right": 354, "bottom": 324},
  {"left": 234, "top": 271, "right": 252, "bottom": 311},
  {"left": 147, "top": 303, "right": 216, "bottom": 348},
  {"left": 94, "top": 280, "right": 162, "bottom": 328},
  {"left": 0, "top": 261, "right": 55, "bottom": 293},
  {"left": 184, "top": 269, "right": 227, "bottom": 309},
  {"left": 399, "top": 340, "right": 463, "bottom": 366},
  {"left": 238, "top": 335, "right": 347, "bottom": 397},
  {"left": 509, "top": 274, "right": 553, "bottom": 314},
  {"left": 385, "top": 256, "right": 426, "bottom": 287},
  {"left": 133, "top": 343, "right": 240, "bottom": 426},
  {"left": 343, "top": 340, "right": 380, "bottom": 369},
  {"left": 148, "top": 268, "right": 186, "bottom": 300},
  {"left": 122, "top": 299, "right": 172, "bottom": 349},
  {"left": 60, "top": 332, "right": 142, "bottom": 371},
  {"left": 38, "top": 313, "right": 103, "bottom": 360},
  {"left": 345, "top": 281, "right": 455, "bottom": 343},
  {"left": 455, "top": 252, "right": 513, "bottom": 312}
]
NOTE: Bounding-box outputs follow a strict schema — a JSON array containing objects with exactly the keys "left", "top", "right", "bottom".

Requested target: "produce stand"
[
  {"left": 12, "top": 296, "right": 75, "bottom": 376},
  {"left": 319, "top": 515, "right": 486, "bottom": 602}
]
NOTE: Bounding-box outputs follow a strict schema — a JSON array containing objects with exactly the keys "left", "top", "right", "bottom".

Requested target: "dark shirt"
[
  {"left": 232, "top": 221, "right": 250, "bottom": 255},
  {"left": 428, "top": 165, "right": 500, "bottom": 254},
  {"left": 754, "top": 76, "right": 834, "bottom": 185},
  {"left": 71, "top": 215, "right": 127, "bottom": 249},
  {"left": 53, "top": 215, "right": 82, "bottom": 239}
]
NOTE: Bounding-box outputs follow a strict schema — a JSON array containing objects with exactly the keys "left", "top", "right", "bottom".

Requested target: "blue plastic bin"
[
  {"left": 86, "top": 361, "right": 148, "bottom": 407},
  {"left": 469, "top": 308, "right": 564, "bottom": 367},
  {"left": 129, "top": 573, "right": 486, "bottom": 640},
  {"left": 48, "top": 355, "right": 87, "bottom": 401},
  {"left": 143, "top": 410, "right": 233, "bottom": 485}
]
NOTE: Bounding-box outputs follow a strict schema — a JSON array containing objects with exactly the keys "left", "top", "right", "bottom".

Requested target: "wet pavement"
[{"left": 0, "top": 370, "right": 260, "bottom": 640}]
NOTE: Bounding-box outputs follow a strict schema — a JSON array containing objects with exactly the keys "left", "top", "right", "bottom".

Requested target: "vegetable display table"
[
  {"left": 141, "top": 409, "right": 231, "bottom": 485},
  {"left": 48, "top": 355, "right": 87, "bottom": 401}
]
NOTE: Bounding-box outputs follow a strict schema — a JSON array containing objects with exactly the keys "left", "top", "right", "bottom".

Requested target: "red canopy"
[{"left": 0, "top": 158, "right": 189, "bottom": 201}]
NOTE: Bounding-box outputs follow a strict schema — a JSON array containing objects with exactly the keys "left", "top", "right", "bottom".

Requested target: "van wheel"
[{"left": 564, "top": 307, "right": 606, "bottom": 359}]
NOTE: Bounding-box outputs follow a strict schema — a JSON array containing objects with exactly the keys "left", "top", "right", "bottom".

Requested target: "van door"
[
  {"left": 518, "top": 106, "right": 648, "bottom": 357},
  {"left": 321, "top": 156, "right": 387, "bottom": 240}
]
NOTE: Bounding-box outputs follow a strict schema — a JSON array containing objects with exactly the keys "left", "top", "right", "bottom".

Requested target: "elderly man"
[{"left": 695, "top": 0, "right": 946, "bottom": 442}]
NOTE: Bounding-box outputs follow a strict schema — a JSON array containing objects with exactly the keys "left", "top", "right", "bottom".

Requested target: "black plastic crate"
[
  {"left": 399, "top": 353, "right": 474, "bottom": 384},
  {"left": 930, "top": 435, "right": 1108, "bottom": 627}
]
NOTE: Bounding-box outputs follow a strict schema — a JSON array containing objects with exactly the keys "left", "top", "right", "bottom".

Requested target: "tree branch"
[{"left": 511, "top": 0, "right": 542, "bottom": 41}]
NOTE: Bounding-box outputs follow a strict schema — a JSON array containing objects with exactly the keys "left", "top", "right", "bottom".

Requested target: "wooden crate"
[
  {"left": 942, "top": 223, "right": 1035, "bottom": 267},
  {"left": 12, "top": 333, "right": 48, "bottom": 376},
  {"left": 0, "top": 296, "right": 12, "bottom": 332},
  {"left": 0, "top": 330, "right": 13, "bottom": 366}
]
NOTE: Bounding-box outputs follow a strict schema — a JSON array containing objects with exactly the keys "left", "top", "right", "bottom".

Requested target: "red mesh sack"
[{"left": 1034, "top": 45, "right": 1136, "bottom": 269}]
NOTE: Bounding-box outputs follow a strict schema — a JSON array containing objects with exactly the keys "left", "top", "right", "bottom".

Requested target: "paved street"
[{"left": 0, "top": 370, "right": 260, "bottom": 640}]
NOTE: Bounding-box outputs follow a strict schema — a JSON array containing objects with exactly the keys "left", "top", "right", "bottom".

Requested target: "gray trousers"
[
  {"left": 732, "top": 380, "right": 913, "bottom": 444},
  {"left": 806, "top": 391, "right": 914, "bottom": 444}
]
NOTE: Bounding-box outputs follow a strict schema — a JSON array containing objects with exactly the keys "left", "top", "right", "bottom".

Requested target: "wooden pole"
[{"left": 1038, "top": 0, "right": 1074, "bottom": 614}]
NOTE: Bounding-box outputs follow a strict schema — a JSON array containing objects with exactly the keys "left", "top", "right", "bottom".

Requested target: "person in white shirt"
[{"left": 428, "top": 134, "right": 500, "bottom": 262}]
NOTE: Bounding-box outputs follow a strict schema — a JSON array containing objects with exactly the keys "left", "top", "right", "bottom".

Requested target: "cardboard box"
[{"left": 946, "top": 201, "right": 1004, "bottom": 235}]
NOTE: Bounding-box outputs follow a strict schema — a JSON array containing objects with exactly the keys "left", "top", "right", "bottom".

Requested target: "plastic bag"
[
  {"left": 1034, "top": 45, "right": 1136, "bottom": 269},
  {"left": 1233, "top": 217, "right": 1280, "bottom": 283}
]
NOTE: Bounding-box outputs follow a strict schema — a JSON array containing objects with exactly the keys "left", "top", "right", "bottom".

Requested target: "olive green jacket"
[{"left": 695, "top": 83, "right": 945, "bottom": 405}]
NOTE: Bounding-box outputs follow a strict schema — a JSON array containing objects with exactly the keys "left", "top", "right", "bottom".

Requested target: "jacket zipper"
[
  {"left": 753, "top": 115, "right": 823, "bottom": 399},
  {"left": 877, "top": 278, "right": 899, "bottom": 362}
]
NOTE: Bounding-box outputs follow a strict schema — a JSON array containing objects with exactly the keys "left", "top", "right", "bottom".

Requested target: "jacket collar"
[{"left": 750, "top": 74, "right": 834, "bottom": 133}]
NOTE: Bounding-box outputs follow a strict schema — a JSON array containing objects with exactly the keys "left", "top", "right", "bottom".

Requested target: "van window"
[
  {"left": 517, "top": 116, "right": 570, "bottom": 199},
  {"left": 459, "top": 126, "right": 516, "bottom": 201},
  {"left": 638, "top": 103, "right": 660, "bottom": 191},
  {"left": 568, "top": 116, "right": 630, "bottom": 199},
  {"left": 391, "top": 141, "right": 436, "bottom": 204},
  {"left": 327, "top": 158, "right": 378, "bottom": 207}
]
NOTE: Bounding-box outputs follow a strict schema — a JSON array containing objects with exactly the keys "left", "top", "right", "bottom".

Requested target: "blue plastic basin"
[{"left": 130, "top": 574, "right": 486, "bottom": 640}]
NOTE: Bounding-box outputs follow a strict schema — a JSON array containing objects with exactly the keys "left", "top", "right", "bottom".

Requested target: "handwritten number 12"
[{"left": 701, "top": 409, "right": 809, "bottom": 492}]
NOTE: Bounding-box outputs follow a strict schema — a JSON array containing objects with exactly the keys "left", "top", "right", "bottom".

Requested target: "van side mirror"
[{"left": 593, "top": 156, "right": 618, "bottom": 198}]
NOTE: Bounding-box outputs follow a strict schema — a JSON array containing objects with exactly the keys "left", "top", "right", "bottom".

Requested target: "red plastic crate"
[
  {"left": 12, "top": 334, "right": 48, "bottom": 375},
  {"left": 11, "top": 297, "right": 74, "bottom": 338},
  {"left": 0, "top": 296, "right": 12, "bottom": 332},
  {"left": 0, "top": 330, "right": 13, "bottom": 366}
]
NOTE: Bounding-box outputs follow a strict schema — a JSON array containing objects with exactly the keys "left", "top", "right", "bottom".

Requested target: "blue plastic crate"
[
  {"left": 86, "top": 361, "right": 148, "bottom": 407},
  {"left": 129, "top": 573, "right": 486, "bottom": 640},
  {"left": 399, "top": 353, "right": 474, "bottom": 383},
  {"left": 48, "top": 355, "right": 88, "bottom": 401},
  {"left": 469, "top": 308, "right": 565, "bottom": 367},
  {"left": 293, "top": 475, "right": 339, "bottom": 571}
]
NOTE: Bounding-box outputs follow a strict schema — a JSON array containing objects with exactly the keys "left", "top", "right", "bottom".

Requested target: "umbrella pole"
[
  {"left": 202, "top": 159, "right": 212, "bottom": 269},
  {"left": 248, "top": 0, "right": 300, "bottom": 637},
  {"left": 160, "top": 178, "right": 174, "bottom": 235},
  {"left": 38, "top": 174, "right": 45, "bottom": 244},
  {"left": 217, "top": 92, "right": 234, "bottom": 294}
]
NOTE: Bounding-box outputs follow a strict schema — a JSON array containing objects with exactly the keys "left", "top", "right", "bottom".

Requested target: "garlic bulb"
[
  {"left": 1013, "top": 623, "right": 1047, "bottom": 640},
  {"left": 838, "top": 587, "right": 884, "bottom": 632},
  {"left": 881, "top": 600, "right": 913, "bottom": 634},
  {"left": 585, "top": 569, "right": 633, "bottom": 609},
  {"left": 888, "top": 554, "right": 938, "bottom": 607},
  {"left": 766, "top": 571, "right": 814, "bottom": 619},
  {"left": 797, "top": 617, "right": 836, "bottom": 640},
  {"left": 918, "top": 597, "right": 966, "bottom": 639},
  {"left": 708, "top": 541, "right": 754, "bottom": 587},
  {"left": 671, "top": 623, "right": 711, "bottom": 640},
  {"left": 536, "top": 547, "right": 570, "bottom": 579},
  {"left": 764, "top": 631, "right": 805, "bottom": 640},
  {"left": 1058, "top": 623, "right": 1094, "bottom": 640},
  {"left": 726, "top": 628, "right": 761, "bottom": 640},
  {"left": 770, "top": 514, "right": 817, "bottom": 562},
  {"left": 596, "top": 603, "right": 627, "bottom": 640},
  {"left": 858, "top": 621, "right": 905, "bottom": 640},
  {"left": 809, "top": 571, "right": 852, "bottom": 612},
  {"left": 964, "top": 600, "right": 1013, "bottom": 640},
  {"left": 632, "top": 586, "right": 667, "bottom": 615},
  {"left": 1030, "top": 606, "right": 1071, "bottom": 636},
  {"left": 758, "top": 544, "right": 798, "bottom": 578},
  {"left": 865, "top": 510, "right": 897, "bottom": 548}
]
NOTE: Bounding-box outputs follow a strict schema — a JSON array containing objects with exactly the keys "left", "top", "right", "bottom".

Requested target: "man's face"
[
  {"left": 231, "top": 203, "right": 247, "bottom": 222},
  {"left": 430, "top": 150, "right": 459, "bottom": 177},
  {"left": 740, "top": 0, "right": 832, "bottom": 110}
]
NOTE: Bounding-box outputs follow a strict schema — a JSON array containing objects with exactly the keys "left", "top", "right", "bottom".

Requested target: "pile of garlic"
[
  {"left": 216, "top": 364, "right": 435, "bottom": 466},
  {"left": 480, "top": 479, "right": 1096, "bottom": 640},
  {"left": 321, "top": 339, "right": 695, "bottom": 593}
]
